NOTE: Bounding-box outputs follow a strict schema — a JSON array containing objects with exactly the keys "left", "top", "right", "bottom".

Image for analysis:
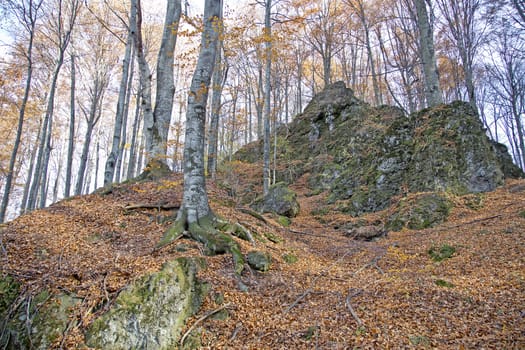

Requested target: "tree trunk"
[
  {"left": 104, "top": 3, "right": 136, "bottom": 186},
  {"left": 151, "top": 0, "right": 182, "bottom": 162},
  {"left": 263, "top": 0, "right": 272, "bottom": 196},
  {"left": 75, "top": 80, "right": 104, "bottom": 195},
  {"left": 115, "top": 51, "right": 135, "bottom": 182},
  {"left": 158, "top": 0, "right": 244, "bottom": 276},
  {"left": 207, "top": 40, "right": 226, "bottom": 179},
  {"left": 127, "top": 89, "right": 142, "bottom": 179},
  {"left": 0, "top": 0, "right": 40, "bottom": 222},
  {"left": 414, "top": 0, "right": 442, "bottom": 107},
  {"left": 133, "top": 0, "right": 154, "bottom": 166},
  {"left": 64, "top": 52, "right": 76, "bottom": 198}
]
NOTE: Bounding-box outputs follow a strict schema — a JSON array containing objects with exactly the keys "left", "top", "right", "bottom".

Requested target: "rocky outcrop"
[{"left": 235, "top": 82, "right": 520, "bottom": 216}]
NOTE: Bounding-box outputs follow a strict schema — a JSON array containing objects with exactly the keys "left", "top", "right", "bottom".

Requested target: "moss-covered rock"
[
  {"left": 386, "top": 193, "right": 452, "bottom": 231},
  {"left": 234, "top": 82, "right": 514, "bottom": 216},
  {"left": 250, "top": 182, "right": 300, "bottom": 218},
  {"left": 407, "top": 102, "right": 504, "bottom": 194},
  {"left": 246, "top": 251, "right": 272, "bottom": 272},
  {"left": 0, "top": 283, "right": 81, "bottom": 350},
  {"left": 490, "top": 140, "right": 524, "bottom": 179},
  {"left": 85, "top": 257, "right": 209, "bottom": 350}
]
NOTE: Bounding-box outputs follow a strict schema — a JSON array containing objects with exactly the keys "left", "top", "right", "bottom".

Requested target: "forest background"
[{"left": 0, "top": 0, "right": 523, "bottom": 222}]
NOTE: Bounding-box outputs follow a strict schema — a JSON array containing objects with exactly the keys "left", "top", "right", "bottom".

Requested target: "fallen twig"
[
  {"left": 237, "top": 207, "right": 269, "bottom": 224},
  {"left": 284, "top": 288, "right": 313, "bottom": 313},
  {"left": 124, "top": 203, "right": 180, "bottom": 211},
  {"left": 288, "top": 229, "right": 334, "bottom": 239},
  {"left": 180, "top": 303, "right": 233, "bottom": 347},
  {"left": 346, "top": 289, "right": 363, "bottom": 326}
]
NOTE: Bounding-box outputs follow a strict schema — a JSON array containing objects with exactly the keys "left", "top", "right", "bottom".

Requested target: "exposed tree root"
[{"left": 157, "top": 210, "right": 247, "bottom": 276}]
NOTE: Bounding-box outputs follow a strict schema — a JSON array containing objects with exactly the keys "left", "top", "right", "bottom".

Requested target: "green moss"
[
  {"left": 264, "top": 231, "right": 283, "bottom": 243},
  {"left": 435, "top": 279, "right": 454, "bottom": 288},
  {"left": 0, "top": 275, "right": 20, "bottom": 316},
  {"left": 386, "top": 193, "right": 452, "bottom": 231},
  {"left": 277, "top": 216, "right": 291, "bottom": 227},
  {"left": 428, "top": 244, "right": 456, "bottom": 262},
  {"left": 247, "top": 251, "right": 272, "bottom": 272},
  {"left": 519, "top": 210, "right": 525, "bottom": 219},
  {"left": 282, "top": 253, "right": 298, "bottom": 264},
  {"left": 409, "top": 335, "right": 430, "bottom": 346},
  {"left": 86, "top": 258, "right": 209, "bottom": 349}
]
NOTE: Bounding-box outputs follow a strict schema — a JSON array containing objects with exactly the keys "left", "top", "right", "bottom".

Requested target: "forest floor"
[{"left": 1, "top": 171, "right": 525, "bottom": 349}]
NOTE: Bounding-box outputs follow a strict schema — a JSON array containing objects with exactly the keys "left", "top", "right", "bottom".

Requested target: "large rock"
[
  {"left": 85, "top": 257, "right": 209, "bottom": 350},
  {"left": 0, "top": 277, "right": 82, "bottom": 350},
  {"left": 235, "top": 82, "right": 517, "bottom": 216},
  {"left": 250, "top": 182, "right": 300, "bottom": 217}
]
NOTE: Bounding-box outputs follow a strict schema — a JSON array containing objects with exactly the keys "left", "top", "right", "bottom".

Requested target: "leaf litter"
[{"left": 1, "top": 172, "right": 524, "bottom": 349}]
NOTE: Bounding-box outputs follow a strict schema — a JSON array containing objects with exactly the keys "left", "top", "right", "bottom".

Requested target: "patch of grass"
[
  {"left": 310, "top": 207, "right": 329, "bottom": 216},
  {"left": 264, "top": 232, "right": 283, "bottom": 243},
  {"left": 277, "top": 216, "right": 291, "bottom": 227},
  {"left": 519, "top": 210, "right": 525, "bottom": 219},
  {"left": 282, "top": 253, "right": 298, "bottom": 264},
  {"left": 409, "top": 335, "right": 430, "bottom": 346},
  {"left": 435, "top": 279, "right": 454, "bottom": 288},
  {"left": 428, "top": 244, "right": 456, "bottom": 262},
  {"left": 355, "top": 325, "right": 367, "bottom": 336}
]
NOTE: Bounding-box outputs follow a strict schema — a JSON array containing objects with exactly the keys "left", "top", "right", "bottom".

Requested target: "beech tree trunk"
[
  {"left": 133, "top": 0, "right": 154, "bottom": 165},
  {"left": 104, "top": 2, "right": 136, "bottom": 186},
  {"left": 64, "top": 52, "right": 76, "bottom": 198},
  {"left": 263, "top": 0, "right": 272, "bottom": 196},
  {"left": 157, "top": 0, "right": 244, "bottom": 276},
  {"left": 414, "top": 0, "right": 442, "bottom": 107},
  {"left": 75, "top": 77, "right": 105, "bottom": 195},
  {"left": 151, "top": 0, "right": 182, "bottom": 162},
  {"left": 207, "top": 39, "right": 227, "bottom": 179}
]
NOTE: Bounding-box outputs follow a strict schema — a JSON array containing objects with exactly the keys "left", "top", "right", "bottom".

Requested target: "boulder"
[
  {"left": 246, "top": 251, "right": 272, "bottom": 272},
  {"left": 250, "top": 182, "right": 300, "bottom": 218},
  {"left": 85, "top": 257, "right": 209, "bottom": 350}
]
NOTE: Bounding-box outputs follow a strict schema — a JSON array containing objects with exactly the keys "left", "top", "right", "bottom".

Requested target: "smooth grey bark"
[
  {"left": 115, "top": 51, "right": 135, "bottom": 182},
  {"left": 75, "top": 77, "right": 106, "bottom": 195},
  {"left": 151, "top": 0, "right": 182, "bottom": 162},
  {"left": 20, "top": 127, "right": 39, "bottom": 214},
  {"left": 127, "top": 89, "right": 142, "bottom": 179},
  {"left": 133, "top": 0, "right": 154, "bottom": 166},
  {"left": 207, "top": 41, "right": 227, "bottom": 179},
  {"left": 177, "top": 0, "right": 221, "bottom": 223},
  {"left": 64, "top": 52, "right": 76, "bottom": 198},
  {"left": 263, "top": 0, "right": 272, "bottom": 196},
  {"left": 414, "top": 0, "right": 442, "bottom": 107},
  {"left": 104, "top": 2, "right": 136, "bottom": 186},
  {"left": 158, "top": 0, "right": 244, "bottom": 276},
  {"left": 0, "top": 0, "right": 42, "bottom": 222}
]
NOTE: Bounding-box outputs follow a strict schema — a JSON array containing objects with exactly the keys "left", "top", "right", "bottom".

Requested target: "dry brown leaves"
[{"left": 1, "top": 174, "right": 524, "bottom": 349}]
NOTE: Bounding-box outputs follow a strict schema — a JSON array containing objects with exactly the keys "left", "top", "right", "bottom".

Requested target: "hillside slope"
[{"left": 1, "top": 173, "right": 524, "bottom": 348}]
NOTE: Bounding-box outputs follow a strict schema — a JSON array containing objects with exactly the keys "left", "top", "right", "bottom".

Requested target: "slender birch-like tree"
[{"left": 0, "top": 0, "right": 43, "bottom": 223}]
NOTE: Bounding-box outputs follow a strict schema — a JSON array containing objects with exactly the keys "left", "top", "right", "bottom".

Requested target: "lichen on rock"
[
  {"left": 85, "top": 257, "right": 209, "bottom": 350},
  {"left": 250, "top": 182, "right": 300, "bottom": 218}
]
